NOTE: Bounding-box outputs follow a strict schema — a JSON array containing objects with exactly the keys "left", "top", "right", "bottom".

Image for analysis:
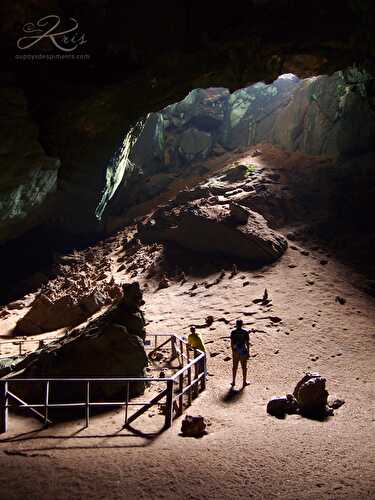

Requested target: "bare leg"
[
  {"left": 232, "top": 354, "right": 239, "bottom": 386},
  {"left": 241, "top": 359, "right": 249, "bottom": 387}
]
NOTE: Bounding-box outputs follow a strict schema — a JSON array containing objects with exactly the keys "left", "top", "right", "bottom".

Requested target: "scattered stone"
[
  {"left": 335, "top": 296, "right": 346, "bottom": 305},
  {"left": 288, "top": 264, "right": 297, "bottom": 268},
  {"left": 267, "top": 394, "right": 298, "bottom": 417},
  {"left": 158, "top": 274, "right": 170, "bottom": 290},
  {"left": 243, "top": 281, "right": 250, "bottom": 287},
  {"left": 217, "top": 317, "right": 230, "bottom": 324},
  {"left": 300, "top": 250, "right": 310, "bottom": 256},
  {"left": 223, "top": 356, "right": 231, "bottom": 361},
  {"left": 181, "top": 415, "right": 207, "bottom": 437},
  {"left": 210, "top": 352, "right": 220, "bottom": 358},
  {"left": 274, "top": 349, "right": 279, "bottom": 354},
  {"left": 268, "top": 316, "right": 282, "bottom": 323},
  {"left": 230, "top": 264, "right": 238, "bottom": 278},
  {"left": 205, "top": 315, "right": 214, "bottom": 326},
  {"left": 329, "top": 399, "right": 345, "bottom": 410},
  {"left": 320, "top": 259, "right": 328, "bottom": 265}
]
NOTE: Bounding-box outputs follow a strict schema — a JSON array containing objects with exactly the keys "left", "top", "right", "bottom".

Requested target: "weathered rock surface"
[
  {"left": 15, "top": 246, "right": 123, "bottom": 335},
  {"left": 6, "top": 282, "right": 148, "bottom": 402},
  {"left": 293, "top": 372, "right": 330, "bottom": 416},
  {"left": 15, "top": 290, "right": 107, "bottom": 335},
  {"left": 138, "top": 198, "right": 287, "bottom": 264}
]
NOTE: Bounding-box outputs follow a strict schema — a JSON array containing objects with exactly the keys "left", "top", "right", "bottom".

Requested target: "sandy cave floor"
[
  {"left": 0, "top": 243, "right": 374, "bottom": 499},
  {"left": 0, "top": 143, "right": 374, "bottom": 499}
]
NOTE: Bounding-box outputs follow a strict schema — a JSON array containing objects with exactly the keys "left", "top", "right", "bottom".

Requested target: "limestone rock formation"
[
  {"left": 15, "top": 290, "right": 107, "bottom": 335},
  {"left": 15, "top": 247, "right": 123, "bottom": 335},
  {"left": 6, "top": 282, "right": 148, "bottom": 402},
  {"left": 105, "top": 68, "right": 374, "bottom": 227},
  {"left": 138, "top": 197, "right": 287, "bottom": 264},
  {"left": 220, "top": 74, "right": 300, "bottom": 150}
]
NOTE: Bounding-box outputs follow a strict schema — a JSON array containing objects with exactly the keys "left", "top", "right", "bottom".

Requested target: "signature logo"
[{"left": 17, "top": 15, "right": 87, "bottom": 52}]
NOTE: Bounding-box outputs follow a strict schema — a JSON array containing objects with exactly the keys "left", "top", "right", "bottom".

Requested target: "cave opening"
[{"left": 0, "top": 65, "right": 374, "bottom": 306}]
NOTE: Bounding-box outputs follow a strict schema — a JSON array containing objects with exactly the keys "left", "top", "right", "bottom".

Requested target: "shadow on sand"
[{"left": 221, "top": 387, "right": 245, "bottom": 403}]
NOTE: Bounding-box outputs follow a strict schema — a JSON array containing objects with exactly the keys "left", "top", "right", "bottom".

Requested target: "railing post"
[
  {"left": 124, "top": 381, "right": 129, "bottom": 426},
  {"left": 164, "top": 379, "right": 174, "bottom": 429},
  {"left": 85, "top": 381, "right": 90, "bottom": 428},
  {"left": 44, "top": 381, "right": 50, "bottom": 426},
  {"left": 202, "top": 353, "right": 207, "bottom": 391},
  {"left": 179, "top": 339, "right": 184, "bottom": 368},
  {"left": 171, "top": 335, "right": 177, "bottom": 361},
  {"left": 0, "top": 381, "right": 8, "bottom": 434},
  {"left": 193, "top": 349, "right": 198, "bottom": 397},
  {"left": 178, "top": 373, "right": 184, "bottom": 416},
  {"left": 186, "top": 348, "right": 192, "bottom": 406}
]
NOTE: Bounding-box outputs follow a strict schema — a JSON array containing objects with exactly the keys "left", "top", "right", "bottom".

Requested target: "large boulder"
[
  {"left": 15, "top": 293, "right": 103, "bottom": 335},
  {"left": 181, "top": 415, "right": 207, "bottom": 437},
  {"left": 293, "top": 372, "right": 329, "bottom": 416},
  {"left": 6, "top": 282, "right": 148, "bottom": 402},
  {"left": 138, "top": 198, "right": 287, "bottom": 264}
]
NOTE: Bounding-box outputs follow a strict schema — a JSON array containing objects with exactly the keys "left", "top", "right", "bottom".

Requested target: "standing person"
[
  {"left": 187, "top": 326, "right": 206, "bottom": 353},
  {"left": 230, "top": 319, "right": 250, "bottom": 388},
  {"left": 187, "top": 326, "right": 206, "bottom": 375}
]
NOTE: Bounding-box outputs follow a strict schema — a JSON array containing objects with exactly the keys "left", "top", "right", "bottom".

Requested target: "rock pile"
[{"left": 267, "top": 372, "right": 344, "bottom": 418}]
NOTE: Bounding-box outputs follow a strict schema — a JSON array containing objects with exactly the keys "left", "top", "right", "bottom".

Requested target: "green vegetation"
[{"left": 244, "top": 163, "right": 258, "bottom": 177}]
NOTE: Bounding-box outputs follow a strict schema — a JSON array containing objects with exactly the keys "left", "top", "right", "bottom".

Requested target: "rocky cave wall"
[{"left": 102, "top": 68, "right": 375, "bottom": 231}]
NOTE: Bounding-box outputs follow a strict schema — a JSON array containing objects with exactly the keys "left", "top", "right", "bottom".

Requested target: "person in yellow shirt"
[
  {"left": 187, "top": 326, "right": 206, "bottom": 352},
  {"left": 187, "top": 326, "right": 206, "bottom": 377}
]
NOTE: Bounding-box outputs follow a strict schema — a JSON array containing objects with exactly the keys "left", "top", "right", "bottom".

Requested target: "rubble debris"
[
  {"left": 335, "top": 296, "right": 346, "bottom": 305},
  {"left": 181, "top": 415, "right": 207, "bottom": 437}
]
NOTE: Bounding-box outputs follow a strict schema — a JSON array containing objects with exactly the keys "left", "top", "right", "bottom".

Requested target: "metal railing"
[{"left": 0, "top": 333, "right": 207, "bottom": 434}]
